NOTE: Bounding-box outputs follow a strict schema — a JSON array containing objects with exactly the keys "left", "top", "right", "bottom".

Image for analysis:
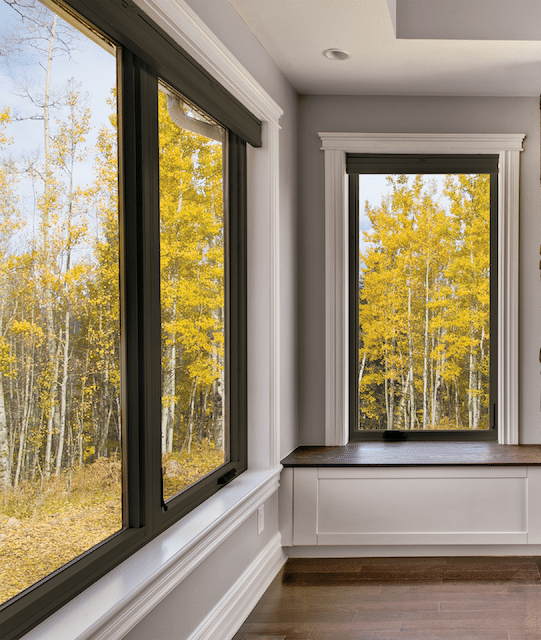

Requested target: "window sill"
[
  {"left": 22, "top": 468, "right": 281, "bottom": 640},
  {"left": 281, "top": 442, "right": 541, "bottom": 467}
]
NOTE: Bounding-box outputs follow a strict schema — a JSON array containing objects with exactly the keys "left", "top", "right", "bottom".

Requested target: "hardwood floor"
[{"left": 233, "top": 557, "right": 541, "bottom": 640}]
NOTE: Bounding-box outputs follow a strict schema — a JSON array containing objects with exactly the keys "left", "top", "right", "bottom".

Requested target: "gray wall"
[
  {"left": 124, "top": 492, "right": 279, "bottom": 640},
  {"left": 298, "top": 95, "right": 541, "bottom": 445}
]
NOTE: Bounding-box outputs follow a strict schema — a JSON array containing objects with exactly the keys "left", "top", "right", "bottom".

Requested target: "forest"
[
  {"left": 0, "top": 0, "right": 226, "bottom": 490},
  {"left": 357, "top": 173, "right": 491, "bottom": 432},
  {"left": 0, "top": 0, "right": 226, "bottom": 603}
]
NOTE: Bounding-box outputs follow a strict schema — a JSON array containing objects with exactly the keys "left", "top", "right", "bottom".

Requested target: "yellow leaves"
[
  {"left": 10, "top": 320, "right": 45, "bottom": 346},
  {"left": 158, "top": 85, "right": 225, "bottom": 426},
  {"left": 64, "top": 262, "right": 90, "bottom": 288},
  {"left": 358, "top": 173, "right": 491, "bottom": 429},
  {"left": 0, "top": 107, "right": 13, "bottom": 149},
  {"left": 0, "top": 108, "right": 10, "bottom": 126},
  {"left": 0, "top": 336, "right": 15, "bottom": 374},
  {"left": 52, "top": 79, "right": 92, "bottom": 173},
  {"left": 161, "top": 394, "right": 178, "bottom": 408},
  {"left": 0, "top": 457, "right": 122, "bottom": 604}
]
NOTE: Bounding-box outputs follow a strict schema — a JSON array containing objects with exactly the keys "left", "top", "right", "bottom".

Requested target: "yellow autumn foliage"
[{"left": 358, "top": 174, "right": 490, "bottom": 431}]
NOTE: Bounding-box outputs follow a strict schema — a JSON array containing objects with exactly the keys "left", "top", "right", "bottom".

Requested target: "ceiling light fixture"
[{"left": 322, "top": 48, "right": 350, "bottom": 61}]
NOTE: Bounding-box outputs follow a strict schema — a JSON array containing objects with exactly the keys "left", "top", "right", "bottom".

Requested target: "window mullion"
[
  {"left": 138, "top": 58, "right": 162, "bottom": 536},
  {"left": 119, "top": 47, "right": 142, "bottom": 531},
  {"left": 226, "top": 133, "right": 248, "bottom": 470},
  {"left": 120, "top": 49, "right": 161, "bottom": 535}
]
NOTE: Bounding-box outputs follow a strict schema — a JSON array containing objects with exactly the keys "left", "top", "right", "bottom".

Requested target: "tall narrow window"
[
  {"left": 158, "top": 83, "right": 228, "bottom": 501},
  {"left": 0, "top": 0, "right": 121, "bottom": 607},
  {"left": 348, "top": 155, "right": 498, "bottom": 441}
]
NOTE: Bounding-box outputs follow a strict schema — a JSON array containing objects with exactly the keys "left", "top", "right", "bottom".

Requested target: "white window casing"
[{"left": 319, "top": 132, "right": 524, "bottom": 446}]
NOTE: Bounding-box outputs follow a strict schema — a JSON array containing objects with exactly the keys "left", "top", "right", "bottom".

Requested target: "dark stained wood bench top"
[{"left": 281, "top": 442, "right": 541, "bottom": 467}]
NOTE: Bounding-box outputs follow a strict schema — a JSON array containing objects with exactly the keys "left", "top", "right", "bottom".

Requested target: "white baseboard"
[{"left": 187, "top": 533, "right": 287, "bottom": 640}]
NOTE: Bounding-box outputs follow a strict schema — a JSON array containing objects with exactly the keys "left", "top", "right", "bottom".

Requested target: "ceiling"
[{"left": 227, "top": 0, "right": 541, "bottom": 96}]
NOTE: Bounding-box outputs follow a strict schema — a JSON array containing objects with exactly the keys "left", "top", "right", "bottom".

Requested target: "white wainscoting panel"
[
  {"left": 292, "top": 468, "right": 318, "bottom": 545},
  {"left": 187, "top": 533, "right": 286, "bottom": 640},
  {"left": 290, "top": 466, "right": 539, "bottom": 548}
]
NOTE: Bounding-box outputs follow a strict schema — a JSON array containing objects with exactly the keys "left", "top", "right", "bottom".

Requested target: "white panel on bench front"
[{"left": 292, "top": 467, "right": 532, "bottom": 547}]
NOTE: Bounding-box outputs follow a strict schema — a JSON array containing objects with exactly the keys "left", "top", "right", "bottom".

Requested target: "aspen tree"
[
  {"left": 357, "top": 173, "right": 485, "bottom": 431},
  {"left": 87, "top": 96, "right": 119, "bottom": 461},
  {"left": 0, "top": 108, "right": 22, "bottom": 488},
  {"left": 158, "top": 91, "right": 224, "bottom": 462},
  {"left": 51, "top": 80, "right": 91, "bottom": 474},
  {"left": 444, "top": 174, "right": 490, "bottom": 429}
]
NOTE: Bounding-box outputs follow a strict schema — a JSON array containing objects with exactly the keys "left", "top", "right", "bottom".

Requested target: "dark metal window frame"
[
  {"left": 1, "top": 1, "right": 255, "bottom": 638},
  {"left": 348, "top": 154, "right": 498, "bottom": 442}
]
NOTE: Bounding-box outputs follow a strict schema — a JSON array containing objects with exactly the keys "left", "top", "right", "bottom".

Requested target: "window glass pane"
[
  {"left": 0, "top": 1, "right": 120, "bottom": 605},
  {"left": 357, "top": 174, "right": 491, "bottom": 431},
  {"left": 158, "top": 83, "right": 227, "bottom": 502}
]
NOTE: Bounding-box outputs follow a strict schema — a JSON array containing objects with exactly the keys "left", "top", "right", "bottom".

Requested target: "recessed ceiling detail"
[
  {"left": 228, "top": 0, "right": 541, "bottom": 96},
  {"left": 388, "top": 0, "right": 541, "bottom": 41}
]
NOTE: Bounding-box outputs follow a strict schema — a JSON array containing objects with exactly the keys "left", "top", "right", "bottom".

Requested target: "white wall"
[
  {"left": 298, "top": 95, "right": 541, "bottom": 445},
  {"left": 124, "top": 493, "right": 279, "bottom": 640}
]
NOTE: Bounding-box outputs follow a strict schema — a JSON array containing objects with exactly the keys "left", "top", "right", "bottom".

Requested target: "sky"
[
  {"left": 0, "top": 1, "right": 117, "bottom": 150},
  {"left": 0, "top": 0, "right": 117, "bottom": 251},
  {"left": 358, "top": 173, "right": 449, "bottom": 259}
]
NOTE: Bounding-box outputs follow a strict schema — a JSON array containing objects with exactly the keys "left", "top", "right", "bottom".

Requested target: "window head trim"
[
  {"left": 52, "top": 0, "right": 263, "bottom": 147},
  {"left": 319, "top": 132, "right": 525, "bottom": 446}
]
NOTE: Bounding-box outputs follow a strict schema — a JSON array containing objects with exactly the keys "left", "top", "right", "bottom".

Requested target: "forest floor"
[
  {"left": 0, "top": 457, "right": 122, "bottom": 604},
  {"left": 0, "top": 442, "right": 224, "bottom": 604}
]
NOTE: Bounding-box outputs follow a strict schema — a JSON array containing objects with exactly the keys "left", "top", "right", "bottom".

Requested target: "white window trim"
[{"left": 319, "top": 132, "right": 525, "bottom": 446}]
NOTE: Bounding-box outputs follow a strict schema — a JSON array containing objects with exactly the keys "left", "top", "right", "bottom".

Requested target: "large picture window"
[
  {"left": 0, "top": 1, "right": 259, "bottom": 638},
  {"left": 348, "top": 155, "right": 498, "bottom": 441}
]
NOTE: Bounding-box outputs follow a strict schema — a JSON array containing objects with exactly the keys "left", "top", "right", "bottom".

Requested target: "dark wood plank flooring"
[
  {"left": 280, "top": 443, "right": 541, "bottom": 467},
  {"left": 233, "top": 557, "right": 541, "bottom": 640}
]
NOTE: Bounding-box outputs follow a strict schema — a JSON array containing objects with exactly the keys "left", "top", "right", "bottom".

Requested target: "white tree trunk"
[
  {"left": 0, "top": 371, "right": 10, "bottom": 489},
  {"left": 422, "top": 263, "right": 430, "bottom": 428},
  {"left": 55, "top": 308, "right": 70, "bottom": 476}
]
